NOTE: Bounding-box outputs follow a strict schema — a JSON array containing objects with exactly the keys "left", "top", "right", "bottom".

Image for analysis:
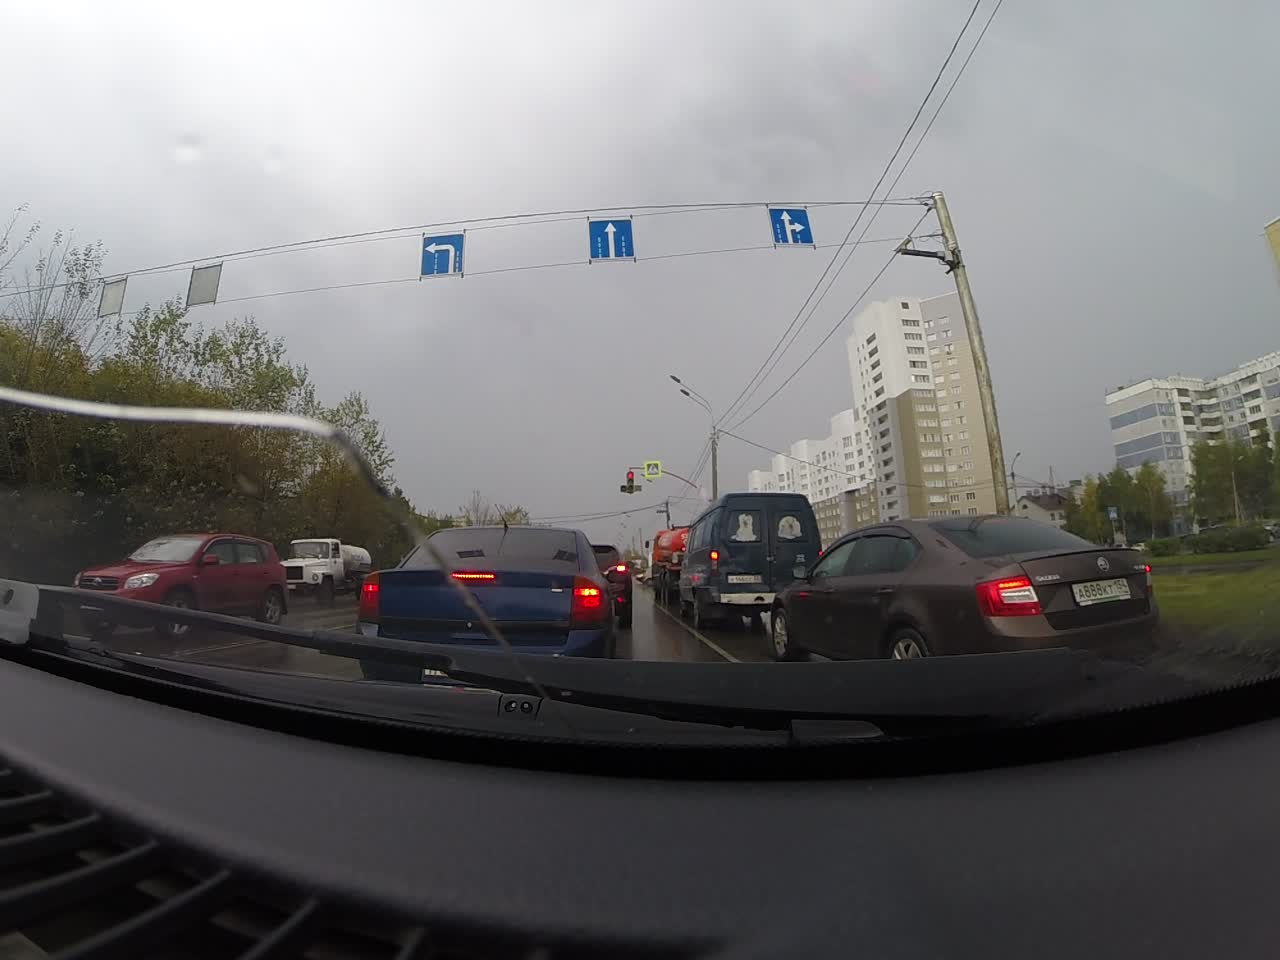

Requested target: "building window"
[
  {"left": 934, "top": 375, "right": 945, "bottom": 384},
  {"left": 967, "top": 507, "right": 978, "bottom": 515},
  {"left": 966, "top": 491, "right": 976, "bottom": 501},
  {"left": 939, "top": 316, "right": 950, "bottom": 326},
  {"left": 924, "top": 320, "right": 934, "bottom": 330},
  {"left": 900, "top": 301, "right": 910, "bottom": 309},
  {"left": 960, "top": 445, "right": 971, "bottom": 455},
  {"left": 936, "top": 389, "right": 947, "bottom": 399},
  {"left": 956, "top": 415, "right": 967, "bottom": 425},
  {"left": 904, "top": 332, "right": 923, "bottom": 341},
  {"left": 909, "top": 360, "right": 928, "bottom": 369},
  {"left": 947, "top": 358, "right": 958, "bottom": 367},
  {"left": 927, "top": 333, "right": 937, "bottom": 342},
  {"left": 958, "top": 430, "right": 969, "bottom": 440},
  {"left": 873, "top": 372, "right": 883, "bottom": 383},
  {"left": 951, "top": 386, "right": 962, "bottom": 395},
  {"left": 902, "top": 319, "right": 920, "bottom": 328},
  {"left": 1249, "top": 404, "right": 1262, "bottom": 415},
  {"left": 907, "top": 346, "right": 925, "bottom": 355},
  {"left": 949, "top": 494, "right": 960, "bottom": 503},
  {"left": 949, "top": 372, "right": 961, "bottom": 381},
  {"left": 870, "top": 359, "right": 881, "bottom": 370}
]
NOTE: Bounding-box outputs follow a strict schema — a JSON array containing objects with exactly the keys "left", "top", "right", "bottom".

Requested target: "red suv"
[{"left": 75, "top": 533, "right": 287, "bottom": 640}]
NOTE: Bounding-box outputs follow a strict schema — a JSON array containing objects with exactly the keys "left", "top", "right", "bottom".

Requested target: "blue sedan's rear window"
[{"left": 402, "top": 528, "right": 579, "bottom": 568}]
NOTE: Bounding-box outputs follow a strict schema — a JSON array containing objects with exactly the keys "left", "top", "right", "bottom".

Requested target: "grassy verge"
[
  {"left": 1147, "top": 548, "right": 1276, "bottom": 569},
  {"left": 1152, "top": 559, "right": 1280, "bottom": 665}
]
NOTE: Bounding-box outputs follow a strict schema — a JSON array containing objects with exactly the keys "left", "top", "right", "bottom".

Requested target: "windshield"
[
  {"left": 2, "top": 3, "right": 1278, "bottom": 747},
  {"left": 128, "top": 538, "right": 204, "bottom": 563}
]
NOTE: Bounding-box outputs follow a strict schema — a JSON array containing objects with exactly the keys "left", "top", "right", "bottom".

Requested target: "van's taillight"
[
  {"left": 976, "top": 576, "right": 1042, "bottom": 617},
  {"left": 358, "top": 573, "right": 380, "bottom": 622},
  {"left": 615, "top": 564, "right": 628, "bottom": 573},
  {"left": 710, "top": 550, "right": 719, "bottom": 573},
  {"left": 1144, "top": 563, "right": 1153, "bottom": 593},
  {"left": 451, "top": 571, "right": 497, "bottom": 581},
  {"left": 570, "top": 577, "right": 607, "bottom": 627}
]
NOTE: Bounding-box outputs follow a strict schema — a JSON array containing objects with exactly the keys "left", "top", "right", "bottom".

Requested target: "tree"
[
  {"left": 1131, "top": 461, "right": 1174, "bottom": 539},
  {"left": 1189, "top": 440, "right": 1235, "bottom": 524},
  {"left": 455, "top": 490, "right": 531, "bottom": 526},
  {"left": 1064, "top": 476, "right": 1110, "bottom": 544}
]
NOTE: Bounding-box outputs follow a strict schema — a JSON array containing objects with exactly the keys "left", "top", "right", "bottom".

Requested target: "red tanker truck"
[{"left": 648, "top": 527, "right": 690, "bottom": 607}]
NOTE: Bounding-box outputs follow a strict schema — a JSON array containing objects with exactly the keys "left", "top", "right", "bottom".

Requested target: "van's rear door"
[
  {"left": 767, "top": 498, "right": 820, "bottom": 592},
  {"left": 717, "top": 502, "right": 770, "bottom": 591}
]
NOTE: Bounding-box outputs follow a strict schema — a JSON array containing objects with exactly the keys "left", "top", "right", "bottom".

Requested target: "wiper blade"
[{"left": 19, "top": 584, "right": 1148, "bottom": 734}]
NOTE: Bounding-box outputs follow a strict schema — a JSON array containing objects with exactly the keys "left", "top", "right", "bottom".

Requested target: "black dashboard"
[{"left": 1, "top": 655, "right": 1276, "bottom": 959}]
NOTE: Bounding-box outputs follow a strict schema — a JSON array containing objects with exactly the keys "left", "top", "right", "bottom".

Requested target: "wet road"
[{"left": 100, "top": 584, "right": 776, "bottom": 676}]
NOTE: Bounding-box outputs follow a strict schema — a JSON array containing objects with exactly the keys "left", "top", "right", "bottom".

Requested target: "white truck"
[{"left": 282, "top": 539, "right": 372, "bottom": 604}]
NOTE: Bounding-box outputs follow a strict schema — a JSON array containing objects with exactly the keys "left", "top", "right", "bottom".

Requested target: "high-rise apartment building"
[
  {"left": 1104, "top": 352, "right": 1280, "bottom": 515},
  {"left": 846, "top": 292, "right": 1000, "bottom": 521},
  {"left": 745, "top": 292, "right": 1002, "bottom": 535}
]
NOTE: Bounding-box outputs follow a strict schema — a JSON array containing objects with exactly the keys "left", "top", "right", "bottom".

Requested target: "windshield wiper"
[{"left": 12, "top": 582, "right": 1192, "bottom": 736}]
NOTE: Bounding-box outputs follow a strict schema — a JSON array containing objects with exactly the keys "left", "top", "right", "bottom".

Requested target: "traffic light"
[{"left": 620, "top": 469, "right": 639, "bottom": 494}]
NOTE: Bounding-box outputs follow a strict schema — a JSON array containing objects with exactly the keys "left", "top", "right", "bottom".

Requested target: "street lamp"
[
  {"left": 1007, "top": 451, "right": 1022, "bottom": 510},
  {"left": 669, "top": 374, "right": 718, "bottom": 499}
]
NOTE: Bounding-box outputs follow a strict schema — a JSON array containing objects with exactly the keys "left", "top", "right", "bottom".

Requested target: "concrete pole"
[
  {"left": 711, "top": 428, "right": 720, "bottom": 500},
  {"left": 932, "top": 191, "right": 1009, "bottom": 515}
]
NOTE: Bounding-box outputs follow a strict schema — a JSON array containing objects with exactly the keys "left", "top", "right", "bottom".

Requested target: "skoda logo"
[{"left": 1096, "top": 557, "right": 1110, "bottom": 573}]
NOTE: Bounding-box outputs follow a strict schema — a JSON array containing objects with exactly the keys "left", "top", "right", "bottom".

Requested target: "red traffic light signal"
[{"left": 627, "top": 470, "right": 635, "bottom": 482}]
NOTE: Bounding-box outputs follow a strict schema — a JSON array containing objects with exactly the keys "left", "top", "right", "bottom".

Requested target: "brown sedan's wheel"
[
  {"left": 887, "top": 626, "right": 930, "bottom": 660},
  {"left": 770, "top": 608, "right": 804, "bottom": 662}
]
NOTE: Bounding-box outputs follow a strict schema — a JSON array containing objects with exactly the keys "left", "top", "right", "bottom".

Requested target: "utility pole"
[
  {"left": 934, "top": 192, "right": 1008, "bottom": 516},
  {"left": 898, "top": 192, "right": 1009, "bottom": 515},
  {"left": 1231, "top": 464, "right": 1242, "bottom": 524},
  {"left": 661, "top": 499, "right": 672, "bottom": 528},
  {"left": 710, "top": 427, "right": 719, "bottom": 500}
]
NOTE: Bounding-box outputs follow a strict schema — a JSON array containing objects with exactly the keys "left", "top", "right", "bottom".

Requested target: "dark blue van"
[{"left": 677, "top": 493, "right": 821, "bottom": 631}]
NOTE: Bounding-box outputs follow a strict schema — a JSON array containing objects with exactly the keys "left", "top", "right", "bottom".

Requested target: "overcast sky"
[{"left": 3, "top": 0, "right": 1278, "bottom": 547}]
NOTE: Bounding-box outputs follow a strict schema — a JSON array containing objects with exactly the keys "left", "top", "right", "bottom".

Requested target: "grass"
[
  {"left": 1152, "top": 556, "right": 1280, "bottom": 665},
  {"left": 1147, "top": 548, "right": 1276, "bottom": 569}
]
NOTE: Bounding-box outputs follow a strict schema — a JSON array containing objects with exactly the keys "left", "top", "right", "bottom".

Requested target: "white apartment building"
[
  {"left": 1104, "top": 351, "right": 1280, "bottom": 517},
  {"left": 745, "top": 291, "right": 1001, "bottom": 532}
]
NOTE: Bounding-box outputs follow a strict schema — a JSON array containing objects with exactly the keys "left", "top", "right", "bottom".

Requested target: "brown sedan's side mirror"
[
  {"left": 792, "top": 563, "right": 809, "bottom": 580},
  {"left": 202, "top": 553, "right": 220, "bottom": 566}
]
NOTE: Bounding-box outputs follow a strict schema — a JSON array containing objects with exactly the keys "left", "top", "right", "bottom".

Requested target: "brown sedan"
[{"left": 769, "top": 516, "right": 1157, "bottom": 661}]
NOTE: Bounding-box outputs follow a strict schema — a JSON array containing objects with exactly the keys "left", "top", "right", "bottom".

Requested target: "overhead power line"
[
  {"left": 718, "top": 428, "right": 1010, "bottom": 498},
  {"left": 0, "top": 199, "right": 923, "bottom": 304},
  {"left": 727, "top": 207, "right": 932, "bottom": 429},
  {"left": 530, "top": 501, "right": 668, "bottom": 524},
  {"left": 717, "top": 0, "right": 988, "bottom": 427}
]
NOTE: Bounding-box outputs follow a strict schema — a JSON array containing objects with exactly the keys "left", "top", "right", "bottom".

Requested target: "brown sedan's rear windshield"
[{"left": 931, "top": 518, "right": 1094, "bottom": 558}]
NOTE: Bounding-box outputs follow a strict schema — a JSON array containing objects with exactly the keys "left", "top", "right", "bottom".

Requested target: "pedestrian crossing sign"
[{"left": 643, "top": 461, "right": 662, "bottom": 481}]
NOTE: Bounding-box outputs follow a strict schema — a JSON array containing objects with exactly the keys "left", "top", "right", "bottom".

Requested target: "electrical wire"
[
  {"left": 716, "top": 0, "right": 985, "bottom": 428},
  {"left": 530, "top": 501, "right": 667, "bottom": 524},
  {"left": 718, "top": 428, "right": 1009, "bottom": 498},
  {"left": 727, "top": 208, "right": 932, "bottom": 430},
  {"left": 0, "top": 200, "right": 923, "bottom": 303},
  {"left": 0, "top": 237, "right": 911, "bottom": 321}
]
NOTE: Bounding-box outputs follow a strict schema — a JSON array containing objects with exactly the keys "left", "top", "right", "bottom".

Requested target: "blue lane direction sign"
[
  {"left": 421, "top": 233, "right": 464, "bottom": 277},
  {"left": 768, "top": 207, "right": 814, "bottom": 246},
  {"left": 588, "top": 218, "right": 634, "bottom": 260}
]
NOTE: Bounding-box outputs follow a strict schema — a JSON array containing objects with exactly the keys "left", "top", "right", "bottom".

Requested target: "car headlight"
[
  {"left": 310, "top": 573, "right": 319, "bottom": 582},
  {"left": 123, "top": 573, "right": 160, "bottom": 590}
]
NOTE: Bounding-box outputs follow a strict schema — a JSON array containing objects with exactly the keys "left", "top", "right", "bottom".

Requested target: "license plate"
[
  {"left": 1071, "top": 577, "right": 1131, "bottom": 606},
  {"left": 727, "top": 574, "right": 762, "bottom": 583}
]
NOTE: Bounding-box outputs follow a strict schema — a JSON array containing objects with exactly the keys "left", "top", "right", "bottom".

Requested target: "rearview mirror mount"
[{"left": 792, "top": 563, "right": 808, "bottom": 580}]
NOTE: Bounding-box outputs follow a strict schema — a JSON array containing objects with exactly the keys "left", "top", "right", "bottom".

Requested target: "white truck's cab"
[{"left": 282, "top": 539, "right": 372, "bottom": 602}]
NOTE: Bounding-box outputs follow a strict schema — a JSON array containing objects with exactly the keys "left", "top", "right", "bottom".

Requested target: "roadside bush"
[
  {"left": 1187, "top": 530, "right": 1230, "bottom": 554},
  {"left": 1225, "top": 525, "right": 1271, "bottom": 552},
  {"left": 1146, "top": 538, "right": 1182, "bottom": 557}
]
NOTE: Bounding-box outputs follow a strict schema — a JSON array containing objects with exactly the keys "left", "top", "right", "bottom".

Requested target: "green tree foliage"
[
  {"left": 1066, "top": 464, "right": 1174, "bottom": 543},
  {"left": 1189, "top": 430, "right": 1275, "bottom": 524},
  {"left": 0, "top": 297, "right": 476, "bottom": 583},
  {"left": 1063, "top": 477, "right": 1111, "bottom": 544}
]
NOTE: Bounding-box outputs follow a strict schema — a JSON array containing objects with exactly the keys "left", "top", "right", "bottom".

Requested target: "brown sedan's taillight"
[{"left": 976, "top": 576, "right": 1043, "bottom": 617}]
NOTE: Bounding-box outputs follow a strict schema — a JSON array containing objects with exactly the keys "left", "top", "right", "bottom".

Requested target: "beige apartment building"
[{"left": 746, "top": 291, "right": 1003, "bottom": 534}]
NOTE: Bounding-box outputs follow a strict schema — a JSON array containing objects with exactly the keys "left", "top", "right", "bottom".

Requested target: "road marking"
[{"left": 648, "top": 592, "right": 740, "bottom": 663}]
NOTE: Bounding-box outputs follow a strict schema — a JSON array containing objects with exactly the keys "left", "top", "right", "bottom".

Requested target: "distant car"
[
  {"left": 75, "top": 533, "right": 287, "bottom": 641},
  {"left": 356, "top": 525, "right": 615, "bottom": 680},
  {"left": 770, "top": 516, "right": 1157, "bottom": 662},
  {"left": 591, "top": 543, "right": 633, "bottom": 629}
]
